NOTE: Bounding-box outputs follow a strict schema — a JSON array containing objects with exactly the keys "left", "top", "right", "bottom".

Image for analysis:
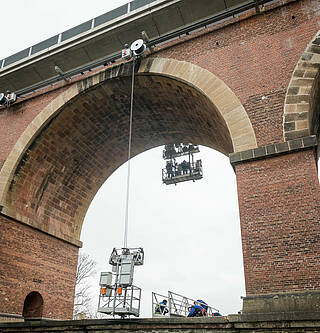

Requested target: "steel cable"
[{"left": 123, "top": 59, "right": 135, "bottom": 248}]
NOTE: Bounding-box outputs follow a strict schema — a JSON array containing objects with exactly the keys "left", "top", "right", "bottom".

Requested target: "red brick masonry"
[
  {"left": 236, "top": 149, "right": 320, "bottom": 295},
  {"left": 0, "top": 214, "right": 78, "bottom": 319}
]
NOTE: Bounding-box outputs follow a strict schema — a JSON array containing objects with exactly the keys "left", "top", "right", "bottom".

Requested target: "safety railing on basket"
[{"left": 152, "top": 291, "right": 220, "bottom": 318}]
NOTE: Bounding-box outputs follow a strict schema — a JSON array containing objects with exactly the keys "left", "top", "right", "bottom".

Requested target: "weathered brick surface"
[
  {"left": 236, "top": 148, "right": 320, "bottom": 295},
  {"left": 0, "top": 85, "right": 69, "bottom": 169},
  {"left": 0, "top": 0, "right": 319, "bottom": 164},
  {"left": 0, "top": 0, "right": 319, "bottom": 319},
  {"left": 0, "top": 214, "right": 78, "bottom": 319},
  {"left": 3, "top": 76, "right": 232, "bottom": 241},
  {"left": 156, "top": 0, "right": 320, "bottom": 145}
]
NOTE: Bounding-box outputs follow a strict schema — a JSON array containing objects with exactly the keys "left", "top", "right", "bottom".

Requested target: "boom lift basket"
[
  {"left": 98, "top": 248, "right": 144, "bottom": 318},
  {"left": 98, "top": 284, "right": 141, "bottom": 317}
]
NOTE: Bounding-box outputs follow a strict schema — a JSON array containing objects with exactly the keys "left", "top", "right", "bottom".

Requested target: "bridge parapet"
[
  {"left": 0, "top": 0, "right": 264, "bottom": 93},
  {"left": 1, "top": 314, "right": 320, "bottom": 333}
]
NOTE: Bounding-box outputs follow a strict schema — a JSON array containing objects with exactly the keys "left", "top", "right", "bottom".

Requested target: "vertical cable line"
[{"left": 123, "top": 59, "right": 135, "bottom": 249}]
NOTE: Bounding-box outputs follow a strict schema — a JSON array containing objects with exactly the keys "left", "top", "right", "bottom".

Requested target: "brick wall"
[
  {"left": 1, "top": 0, "right": 319, "bottom": 165},
  {"left": 236, "top": 148, "right": 320, "bottom": 295},
  {"left": 0, "top": 0, "right": 319, "bottom": 318},
  {"left": 0, "top": 85, "right": 69, "bottom": 170},
  {"left": 156, "top": 0, "right": 320, "bottom": 146},
  {"left": 0, "top": 214, "right": 78, "bottom": 319},
  {"left": 3, "top": 75, "right": 232, "bottom": 242}
]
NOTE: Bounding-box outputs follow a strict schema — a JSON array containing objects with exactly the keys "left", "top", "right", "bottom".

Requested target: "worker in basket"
[
  {"left": 187, "top": 301, "right": 205, "bottom": 317},
  {"left": 196, "top": 299, "right": 208, "bottom": 316},
  {"left": 155, "top": 299, "right": 169, "bottom": 315}
]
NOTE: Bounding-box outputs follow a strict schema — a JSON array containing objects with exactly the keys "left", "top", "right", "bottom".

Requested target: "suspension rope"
[{"left": 123, "top": 58, "right": 135, "bottom": 249}]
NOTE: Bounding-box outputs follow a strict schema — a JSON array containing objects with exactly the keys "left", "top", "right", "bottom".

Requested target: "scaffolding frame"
[
  {"left": 152, "top": 292, "right": 169, "bottom": 317},
  {"left": 152, "top": 291, "right": 219, "bottom": 318},
  {"left": 162, "top": 143, "right": 203, "bottom": 185},
  {"left": 98, "top": 248, "right": 144, "bottom": 318},
  {"left": 163, "top": 144, "right": 200, "bottom": 160},
  {"left": 162, "top": 160, "right": 203, "bottom": 185},
  {"left": 98, "top": 285, "right": 141, "bottom": 317}
]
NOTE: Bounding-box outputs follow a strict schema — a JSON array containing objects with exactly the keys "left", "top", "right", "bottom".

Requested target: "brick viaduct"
[{"left": 0, "top": 0, "right": 319, "bottom": 322}]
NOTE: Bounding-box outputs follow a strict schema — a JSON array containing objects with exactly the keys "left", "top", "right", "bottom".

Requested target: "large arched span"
[
  {"left": 0, "top": 58, "right": 256, "bottom": 245},
  {"left": 283, "top": 29, "right": 320, "bottom": 142}
]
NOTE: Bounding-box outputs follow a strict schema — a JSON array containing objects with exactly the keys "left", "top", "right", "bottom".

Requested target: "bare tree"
[{"left": 73, "top": 252, "right": 97, "bottom": 319}]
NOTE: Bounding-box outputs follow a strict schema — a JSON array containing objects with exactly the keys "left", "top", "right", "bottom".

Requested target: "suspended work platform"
[
  {"left": 98, "top": 285, "right": 141, "bottom": 317},
  {"left": 162, "top": 143, "right": 203, "bottom": 185},
  {"left": 162, "top": 160, "right": 203, "bottom": 185},
  {"left": 163, "top": 144, "right": 200, "bottom": 160}
]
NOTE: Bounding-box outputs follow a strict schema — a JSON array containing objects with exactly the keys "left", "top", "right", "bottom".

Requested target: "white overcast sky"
[{"left": 1, "top": 0, "right": 247, "bottom": 318}]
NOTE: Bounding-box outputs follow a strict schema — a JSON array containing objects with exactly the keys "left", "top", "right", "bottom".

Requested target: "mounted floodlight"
[
  {"left": 54, "top": 65, "right": 70, "bottom": 82},
  {"left": 141, "top": 31, "right": 154, "bottom": 53},
  {"left": 0, "top": 91, "right": 17, "bottom": 106},
  {"left": 54, "top": 65, "right": 64, "bottom": 75},
  {"left": 141, "top": 31, "right": 150, "bottom": 43},
  {"left": 130, "top": 39, "right": 146, "bottom": 57}
]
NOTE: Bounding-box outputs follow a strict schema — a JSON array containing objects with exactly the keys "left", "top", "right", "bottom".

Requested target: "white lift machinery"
[{"left": 98, "top": 247, "right": 144, "bottom": 318}]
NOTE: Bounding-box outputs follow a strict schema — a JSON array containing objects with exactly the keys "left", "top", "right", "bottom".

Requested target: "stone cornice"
[{"left": 230, "top": 135, "right": 318, "bottom": 165}]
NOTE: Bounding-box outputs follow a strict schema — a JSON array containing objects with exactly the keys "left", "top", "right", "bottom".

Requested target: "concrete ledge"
[
  {"left": 229, "top": 135, "right": 317, "bottom": 165},
  {"left": 242, "top": 291, "right": 320, "bottom": 314},
  {"left": 0, "top": 313, "right": 23, "bottom": 323},
  {"left": 1, "top": 314, "right": 320, "bottom": 332}
]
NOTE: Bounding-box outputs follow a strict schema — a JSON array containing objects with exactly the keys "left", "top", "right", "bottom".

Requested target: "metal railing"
[
  {"left": 98, "top": 285, "right": 142, "bottom": 317},
  {"left": 0, "top": 0, "right": 156, "bottom": 69},
  {"left": 152, "top": 291, "right": 220, "bottom": 318},
  {"left": 152, "top": 292, "right": 169, "bottom": 317},
  {"left": 163, "top": 144, "right": 200, "bottom": 160},
  {"left": 162, "top": 160, "right": 203, "bottom": 185},
  {"left": 4, "top": 0, "right": 277, "bottom": 97}
]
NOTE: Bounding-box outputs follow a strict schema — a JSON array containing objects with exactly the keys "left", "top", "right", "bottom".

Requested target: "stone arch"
[
  {"left": 138, "top": 58, "right": 257, "bottom": 152},
  {"left": 22, "top": 291, "right": 44, "bottom": 319},
  {"left": 0, "top": 58, "right": 256, "bottom": 243},
  {"left": 284, "top": 29, "right": 320, "bottom": 142}
]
